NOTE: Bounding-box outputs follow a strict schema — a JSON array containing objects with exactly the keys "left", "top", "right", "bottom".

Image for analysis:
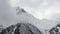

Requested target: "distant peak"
[{"left": 15, "top": 7, "right": 26, "bottom": 15}]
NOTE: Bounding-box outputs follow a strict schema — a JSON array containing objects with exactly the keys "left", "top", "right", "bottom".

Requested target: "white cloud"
[{"left": 9, "top": 0, "right": 60, "bottom": 20}]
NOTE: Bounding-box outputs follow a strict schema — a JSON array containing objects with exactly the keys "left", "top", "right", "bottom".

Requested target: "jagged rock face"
[
  {"left": 16, "top": 7, "right": 26, "bottom": 15},
  {"left": 0, "top": 25, "right": 15, "bottom": 34},
  {"left": 49, "top": 24, "right": 60, "bottom": 34},
  {"left": 0, "top": 23, "right": 42, "bottom": 34}
]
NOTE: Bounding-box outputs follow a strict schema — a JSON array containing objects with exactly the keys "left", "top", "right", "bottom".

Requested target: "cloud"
[
  {"left": 9, "top": 0, "right": 60, "bottom": 20},
  {"left": 0, "top": 0, "right": 18, "bottom": 27},
  {"left": 0, "top": 0, "right": 60, "bottom": 32}
]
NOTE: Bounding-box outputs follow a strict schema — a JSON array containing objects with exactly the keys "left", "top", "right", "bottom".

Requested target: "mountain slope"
[{"left": 0, "top": 23, "right": 43, "bottom": 34}]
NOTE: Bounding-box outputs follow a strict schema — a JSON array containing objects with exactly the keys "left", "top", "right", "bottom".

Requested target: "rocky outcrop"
[
  {"left": 0, "top": 25, "right": 15, "bottom": 34},
  {"left": 49, "top": 24, "right": 60, "bottom": 34},
  {"left": 16, "top": 7, "right": 26, "bottom": 15},
  {"left": 0, "top": 23, "right": 43, "bottom": 34}
]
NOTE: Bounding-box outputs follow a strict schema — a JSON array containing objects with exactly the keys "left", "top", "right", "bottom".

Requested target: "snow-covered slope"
[{"left": 14, "top": 7, "right": 58, "bottom": 34}]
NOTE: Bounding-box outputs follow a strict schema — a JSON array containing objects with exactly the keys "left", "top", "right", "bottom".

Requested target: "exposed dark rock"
[
  {"left": 0, "top": 23, "right": 43, "bottom": 34},
  {"left": 16, "top": 7, "right": 26, "bottom": 15},
  {"left": 0, "top": 25, "right": 15, "bottom": 34},
  {"left": 49, "top": 24, "right": 60, "bottom": 34}
]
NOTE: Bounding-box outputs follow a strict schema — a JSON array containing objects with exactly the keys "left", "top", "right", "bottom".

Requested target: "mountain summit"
[{"left": 0, "top": 23, "right": 43, "bottom": 34}]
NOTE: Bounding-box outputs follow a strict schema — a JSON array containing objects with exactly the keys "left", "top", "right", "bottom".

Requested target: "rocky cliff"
[
  {"left": 49, "top": 24, "right": 60, "bottom": 34},
  {"left": 0, "top": 23, "right": 42, "bottom": 34}
]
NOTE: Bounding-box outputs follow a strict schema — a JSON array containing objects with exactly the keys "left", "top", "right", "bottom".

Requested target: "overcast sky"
[
  {"left": 0, "top": 0, "right": 60, "bottom": 33},
  {"left": 0, "top": 0, "right": 17, "bottom": 27},
  {"left": 9, "top": 0, "right": 60, "bottom": 20}
]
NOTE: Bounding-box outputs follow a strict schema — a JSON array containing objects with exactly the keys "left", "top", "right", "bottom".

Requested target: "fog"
[
  {"left": 0, "top": 0, "right": 60, "bottom": 34},
  {"left": 0, "top": 0, "right": 17, "bottom": 27},
  {"left": 9, "top": 0, "right": 60, "bottom": 20}
]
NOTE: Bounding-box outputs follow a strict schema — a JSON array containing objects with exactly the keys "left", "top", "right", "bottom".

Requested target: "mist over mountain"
[
  {"left": 0, "top": 0, "right": 60, "bottom": 34},
  {"left": 13, "top": 7, "right": 59, "bottom": 34}
]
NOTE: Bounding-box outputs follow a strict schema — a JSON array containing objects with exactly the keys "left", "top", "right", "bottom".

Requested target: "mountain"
[
  {"left": 49, "top": 24, "right": 60, "bottom": 34},
  {"left": 0, "top": 23, "right": 43, "bottom": 34},
  {"left": 14, "top": 7, "right": 58, "bottom": 34},
  {"left": 0, "top": 25, "right": 4, "bottom": 33}
]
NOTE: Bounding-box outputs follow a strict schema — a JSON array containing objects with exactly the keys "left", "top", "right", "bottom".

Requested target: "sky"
[
  {"left": 9, "top": 0, "right": 60, "bottom": 20},
  {"left": 0, "top": 0, "right": 17, "bottom": 27},
  {"left": 0, "top": 0, "right": 60, "bottom": 33},
  {"left": 0, "top": 0, "right": 60, "bottom": 27}
]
